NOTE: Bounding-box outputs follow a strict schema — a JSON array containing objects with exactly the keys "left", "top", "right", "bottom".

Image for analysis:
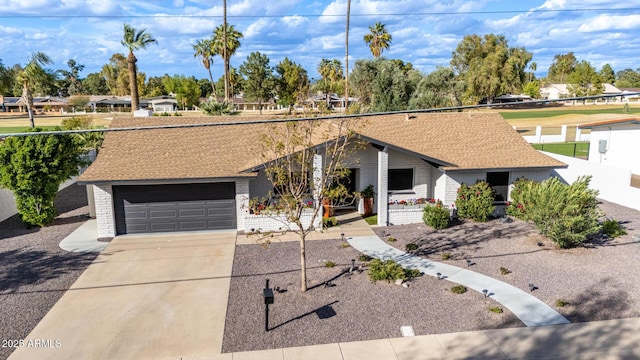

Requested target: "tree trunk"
[
  {"left": 207, "top": 67, "right": 216, "bottom": 96},
  {"left": 23, "top": 82, "right": 35, "bottom": 128},
  {"left": 300, "top": 234, "right": 307, "bottom": 292},
  {"left": 223, "top": 0, "right": 229, "bottom": 103},
  {"left": 345, "top": 0, "right": 350, "bottom": 114},
  {"left": 259, "top": 99, "right": 262, "bottom": 115},
  {"left": 128, "top": 52, "right": 139, "bottom": 111}
]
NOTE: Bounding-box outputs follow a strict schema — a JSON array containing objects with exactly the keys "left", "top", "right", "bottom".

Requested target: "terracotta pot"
[
  {"left": 363, "top": 197, "right": 374, "bottom": 217},
  {"left": 322, "top": 199, "right": 332, "bottom": 218}
]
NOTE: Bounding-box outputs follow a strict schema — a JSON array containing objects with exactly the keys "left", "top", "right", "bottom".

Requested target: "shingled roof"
[{"left": 78, "top": 112, "right": 565, "bottom": 183}]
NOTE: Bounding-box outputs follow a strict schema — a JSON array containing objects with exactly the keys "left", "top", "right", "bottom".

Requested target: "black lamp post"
[{"left": 263, "top": 279, "right": 274, "bottom": 331}]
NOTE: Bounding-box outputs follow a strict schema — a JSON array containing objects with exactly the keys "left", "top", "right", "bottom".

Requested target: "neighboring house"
[
  {"left": 87, "top": 96, "right": 150, "bottom": 112},
  {"left": 2, "top": 96, "right": 68, "bottom": 113},
  {"left": 78, "top": 113, "right": 565, "bottom": 238},
  {"left": 540, "top": 84, "right": 622, "bottom": 101},
  {"left": 578, "top": 118, "right": 640, "bottom": 174},
  {"left": 150, "top": 96, "right": 177, "bottom": 112}
]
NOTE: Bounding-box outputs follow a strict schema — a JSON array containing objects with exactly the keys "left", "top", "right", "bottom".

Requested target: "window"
[
  {"left": 486, "top": 172, "right": 509, "bottom": 202},
  {"left": 388, "top": 168, "right": 414, "bottom": 191}
]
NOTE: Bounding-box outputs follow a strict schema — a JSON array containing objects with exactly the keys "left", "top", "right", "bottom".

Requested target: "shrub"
[
  {"left": 323, "top": 216, "right": 338, "bottom": 228},
  {"left": 499, "top": 267, "right": 512, "bottom": 275},
  {"left": 422, "top": 201, "right": 450, "bottom": 229},
  {"left": 324, "top": 261, "right": 336, "bottom": 268},
  {"left": 507, "top": 176, "right": 601, "bottom": 248},
  {"left": 455, "top": 181, "right": 495, "bottom": 222},
  {"left": 602, "top": 219, "right": 627, "bottom": 238},
  {"left": 358, "top": 254, "right": 373, "bottom": 262},
  {"left": 405, "top": 243, "right": 418, "bottom": 251},
  {"left": 441, "top": 253, "right": 451, "bottom": 260},
  {"left": 387, "top": 237, "right": 397, "bottom": 242},
  {"left": 368, "top": 259, "right": 422, "bottom": 283},
  {"left": 451, "top": 285, "right": 467, "bottom": 294},
  {"left": 489, "top": 307, "right": 504, "bottom": 314},
  {"left": 199, "top": 98, "right": 237, "bottom": 115},
  {"left": 555, "top": 299, "right": 569, "bottom": 307}
]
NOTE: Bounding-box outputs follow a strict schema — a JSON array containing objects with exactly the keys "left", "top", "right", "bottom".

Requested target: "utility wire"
[
  {"left": 0, "top": 7, "right": 638, "bottom": 19},
  {"left": 1, "top": 93, "right": 638, "bottom": 138}
]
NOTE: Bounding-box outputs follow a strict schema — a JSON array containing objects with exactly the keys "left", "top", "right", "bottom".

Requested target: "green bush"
[
  {"left": 507, "top": 176, "right": 601, "bottom": 248},
  {"left": 455, "top": 181, "right": 495, "bottom": 222},
  {"left": 422, "top": 201, "right": 450, "bottom": 229},
  {"left": 441, "top": 253, "right": 451, "bottom": 260},
  {"left": 405, "top": 243, "right": 418, "bottom": 251},
  {"left": 489, "top": 307, "right": 503, "bottom": 313},
  {"left": 358, "top": 254, "right": 373, "bottom": 262},
  {"left": 555, "top": 299, "right": 569, "bottom": 307},
  {"left": 387, "top": 237, "right": 397, "bottom": 242},
  {"left": 602, "top": 219, "right": 627, "bottom": 238},
  {"left": 323, "top": 216, "right": 338, "bottom": 228},
  {"left": 499, "top": 267, "right": 511, "bottom": 275},
  {"left": 368, "top": 259, "right": 422, "bottom": 283},
  {"left": 324, "top": 261, "right": 336, "bottom": 268},
  {"left": 451, "top": 285, "right": 467, "bottom": 294}
]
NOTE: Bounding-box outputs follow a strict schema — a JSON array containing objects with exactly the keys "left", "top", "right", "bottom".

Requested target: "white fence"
[
  {"left": 544, "top": 152, "right": 640, "bottom": 211},
  {"left": 518, "top": 125, "right": 590, "bottom": 143}
]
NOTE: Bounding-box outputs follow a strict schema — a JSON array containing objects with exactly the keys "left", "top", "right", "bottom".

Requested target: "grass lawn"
[
  {"left": 0, "top": 126, "right": 60, "bottom": 134},
  {"left": 364, "top": 214, "right": 377, "bottom": 225},
  {"left": 532, "top": 142, "right": 590, "bottom": 158},
  {"left": 500, "top": 106, "right": 640, "bottom": 120}
]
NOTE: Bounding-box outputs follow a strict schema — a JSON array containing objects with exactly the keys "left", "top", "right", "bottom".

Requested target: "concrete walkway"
[
  {"left": 58, "top": 219, "right": 108, "bottom": 253},
  {"left": 348, "top": 235, "right": 569, "bottom": 327}
]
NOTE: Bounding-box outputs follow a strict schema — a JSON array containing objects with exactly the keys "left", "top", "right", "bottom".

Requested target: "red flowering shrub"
[{"left": 455, "top": 181, "right": 495, "bottom": 222}]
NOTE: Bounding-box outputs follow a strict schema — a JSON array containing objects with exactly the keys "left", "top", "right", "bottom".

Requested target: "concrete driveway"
[{"left": 9, "top": 231, "right": 236, "bottom": 360}]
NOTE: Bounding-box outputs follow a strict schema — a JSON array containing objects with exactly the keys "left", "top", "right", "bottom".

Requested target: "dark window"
[
  {"left": 388, "top": 168, "right": 414, "bottom": 191},
  {"left": 486, "top": 172, "right": 509, "bottom": 202}
]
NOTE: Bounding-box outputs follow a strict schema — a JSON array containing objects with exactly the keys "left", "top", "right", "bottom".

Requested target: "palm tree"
[
  {"left": 17, "top": 52, "right": 53, "bottom": 128},
  {"left": 193, "top": 38, "right": 216, "bottom": 96},
  {"left": 345, "top": 0, "right": 351, "bottom": 112},
  {"left": 121, "top": 23, "right": 157, "bottom": 111},
  {"left": 213, "top": 23, "right": 243, "bottom": 102},
  {"left": 363, "top": 22, "right": 392, "bottom": 58},
  {"left": 529, "top": 61, "right": 537, "bottom": 83},
  {"left": 317, "top": 58, "right": 343, "bottom": 107}
]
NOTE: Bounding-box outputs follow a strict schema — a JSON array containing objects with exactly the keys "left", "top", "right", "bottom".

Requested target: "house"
[
  {"left": 78, "top": 112, "right": 566, "bottom": 238},
  {"left": 1, "top": 96, "right": 68, "bottom": 113},
  {"left": 540, "top": 84, "right": 622, "bottom": 101},
  {"left": 578, "top": 118, "right": 640, "bottom": 174},
  {"left": 149, "top": 96, "right": 177, "bottom": 112}
]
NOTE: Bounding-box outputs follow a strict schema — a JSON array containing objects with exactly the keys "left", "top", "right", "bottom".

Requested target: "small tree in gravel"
[
  {"left": 0, "top": 129, "right": 86, "bottom": 227},
  {"left": 422, "top": 200, "right": 450, "bottom": 229},
  {"left": 255, "top": 119, "right": 362, "bottom": 292}
]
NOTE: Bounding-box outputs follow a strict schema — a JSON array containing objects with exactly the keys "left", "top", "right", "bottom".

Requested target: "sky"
[{"left": 1, "top": 0, "right": 639, "bottom": 82}]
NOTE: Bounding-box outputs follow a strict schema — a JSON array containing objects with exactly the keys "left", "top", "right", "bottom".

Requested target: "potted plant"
[{"left": 358, "top": 184, "right": 376, "bottom": 217}]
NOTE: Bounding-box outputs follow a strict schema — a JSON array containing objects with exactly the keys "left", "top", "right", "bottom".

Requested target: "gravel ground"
[
  {"left": 222, "top": 200, "right": 640, "bottom": 353},
  {"left": 0, "top": 185, "right": 97, "bottom": 360}
]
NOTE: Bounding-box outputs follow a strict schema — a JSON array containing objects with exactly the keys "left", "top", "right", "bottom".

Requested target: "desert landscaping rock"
[
  {"left": 0, "top": 185, "right": 97, "bottom": 360},
  {"left": 222, "top": 199, "right": 640, "bottom": 353}
]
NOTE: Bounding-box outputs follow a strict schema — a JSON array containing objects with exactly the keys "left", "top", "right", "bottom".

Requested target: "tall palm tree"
[
  {"left": 345, "top": 0, "right": 351, "bottom": 112},
  {"left": 17, "top": 52, "right": 52, "bottom": 128},
  {"left": 193, "top": 38, "right": 216, "bottom": 96},
  {"left": 363, "top": 22, "right": 392, "bottom": 58},
  {"left": 121, "top": 23, "right": 157, "bottom": 111},
  {"left": 223, "top": 0, "right": 228, "bottom": 102},
  {"left": 213, "top": 23, "right": 243, "bottom": 102},
  {"left": 529, "top": 61, "right": 537, "bottom": 83}
]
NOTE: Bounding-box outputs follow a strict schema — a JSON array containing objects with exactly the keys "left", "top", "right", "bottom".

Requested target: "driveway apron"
[{"left": 9, "top": 231, "right": 236, "bottom": 360}]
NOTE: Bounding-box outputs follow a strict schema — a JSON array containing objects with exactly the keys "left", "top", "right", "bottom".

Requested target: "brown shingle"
[{"left": 79, "top": 112, "right": 565, "bottom": 183}]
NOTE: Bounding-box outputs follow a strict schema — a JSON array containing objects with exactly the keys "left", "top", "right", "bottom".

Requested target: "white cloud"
[
  {"left": 282, "top": 15, "right": 309, "bottom": 28},
  {"left": 578, "top": 15, "right": 640, "bottom": 32},
  {"left": 245, "top": 18, "right": 274, "bottom": 39}
]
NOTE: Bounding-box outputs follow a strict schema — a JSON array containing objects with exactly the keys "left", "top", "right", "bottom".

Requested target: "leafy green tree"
[
  {"left": 599, "top": 63, "right": 615, "bottom": 84},
  {"left": 57, "top": 59, "right": 85, "bottom": 96},
  {"left": 121, "top": 23, "right": 157, "bottom": 111},
  {"left": 547, "top": 52, "right": 577, "bottom": 83},
  {"left": 275, "top": 57, "right": 309, "bottom": 112},
  {"left": 215, "top": 67, "right": 243, "bottom": 98},
  {"left": 197, "top": 78, "right": 213, "bottom": 98},
  {"left": 0, "top": 129, "right": 87, "bottom": 227},
  {"left": 193, "top": 38, "right": 216, "bottom": 95},
  {"left": 409, "top": 67, "right": 464, "bottom": 109},
  {"left": 0, "top": 59, "right": 13, "bottom": 95},
  {"left": 615, "top": 68, "right": 640, "bottom": 88},
  {"left": 145, "top": 75, "right": 167, "bottom": 97},
  {"left": 451, "top": 34, "right": 531, "bottom": 104},
  {"left": 567, "top": 60, "right": 603, "bottom": 97},
  {"left": 363, "top": 22, "right": 392, "bottom": 58},
  {"left": 212, "top": 23, "right": 243, "bottom": 102},
  {"left": 176, "top": 76, "right": 202, "bottom": 109},
  {"left": 239, "top": 52, "right": 273, "bottom": 115},
  {"left": 350, "top": 58, "right": 421, "bottom": 112},
  {"left": 101, "top": 53, "right": 129, "bottom": 95},
  {"left": 61, "top": 116, "right": 105, "bottom": 154},
  {"left": 17, "top": 52, "right": 54, "bottom": 128},
  {"left": 82, "top": 72, "right": 109, "bottom": 95},
  {"left": 523, "top": 81, "right": 541, "bottom": 98}
]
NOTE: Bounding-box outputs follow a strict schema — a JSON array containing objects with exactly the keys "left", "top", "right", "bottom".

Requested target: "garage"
[{"left": 113, "top": 182, "right": 236, "bottom": 235}]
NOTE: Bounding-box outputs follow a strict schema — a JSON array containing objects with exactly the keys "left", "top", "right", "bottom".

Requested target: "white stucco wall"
[
  {"left": 587, "top": 125, "right": 640, "bottom": 174},
  {"left": 236, "top": 179, "right": 250, "bottom": 231}
]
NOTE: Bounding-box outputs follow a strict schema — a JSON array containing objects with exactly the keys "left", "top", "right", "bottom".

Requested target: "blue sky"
[{"left": 1, "top": 0, "right": 639, "bottom": 82}]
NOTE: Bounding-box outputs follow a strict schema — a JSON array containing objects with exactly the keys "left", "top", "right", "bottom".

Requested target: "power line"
[
  {"left": 2, "top": 93, "right": 637, "bottom": 138},
  {"left": 0, "top": 7, "right": 638, "bottom": 19}
]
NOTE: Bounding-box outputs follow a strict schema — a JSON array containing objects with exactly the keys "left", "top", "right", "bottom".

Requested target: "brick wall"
[
  {"left": 93, "top": 184, "right": 116, "bottom": 237},
  {"left": 236, "top": 179, "right": 250, "bottom": 231},
  {"left": 244, "top": 210, "right": 316, "bottom": 233}
]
